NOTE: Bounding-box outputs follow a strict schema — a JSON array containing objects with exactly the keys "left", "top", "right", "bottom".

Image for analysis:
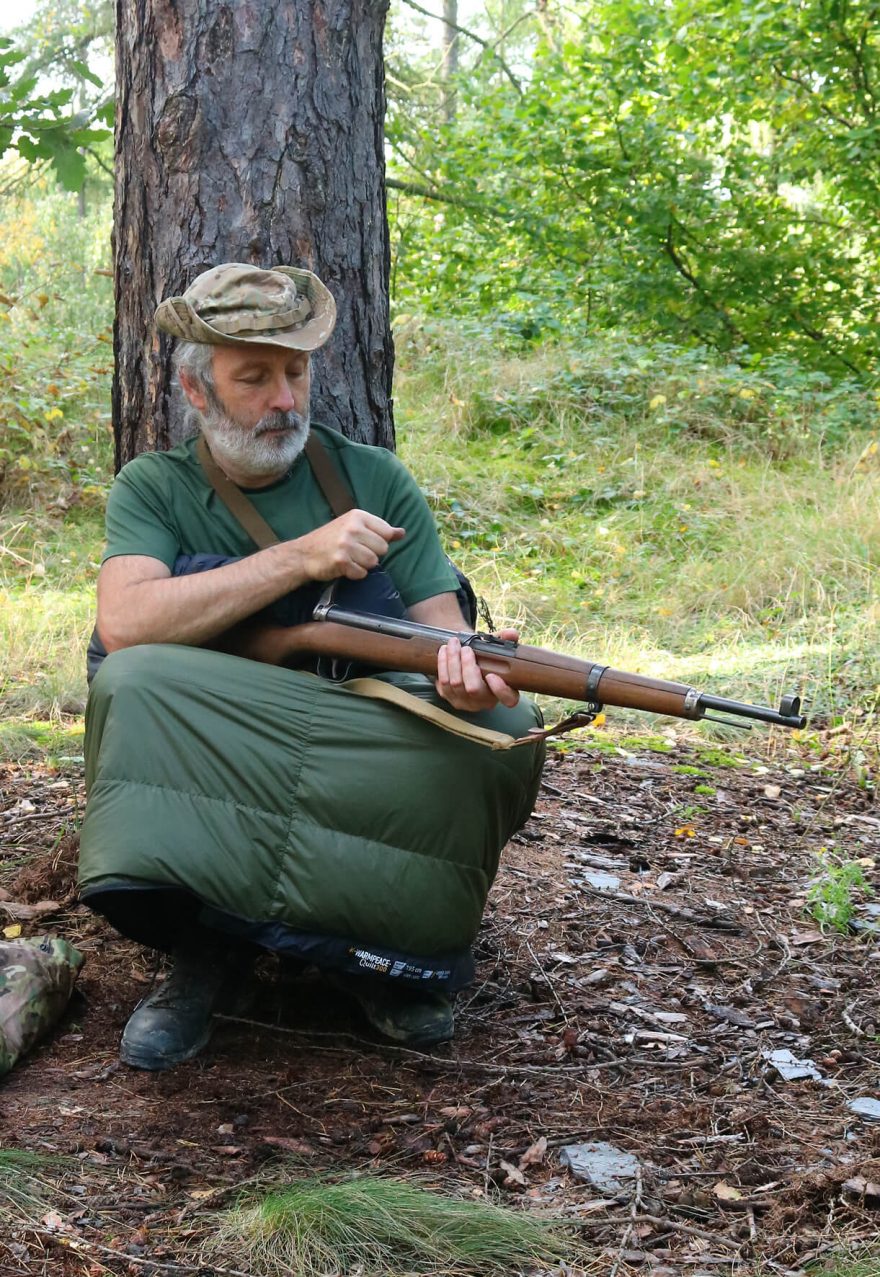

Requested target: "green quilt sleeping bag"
[{"left": 78, "top": 644, "right": 545, "bottom": 989}]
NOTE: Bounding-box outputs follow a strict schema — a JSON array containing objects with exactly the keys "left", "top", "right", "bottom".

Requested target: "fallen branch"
[{"left": 578, "top": 884, "right": 744, "bottom": 933}]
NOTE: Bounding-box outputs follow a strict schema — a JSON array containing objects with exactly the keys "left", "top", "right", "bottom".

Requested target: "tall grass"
[{"left": 396, "top": 320, "right": 880, "bottom": 720}]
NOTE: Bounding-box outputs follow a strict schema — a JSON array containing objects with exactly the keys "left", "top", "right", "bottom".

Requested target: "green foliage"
[
  {"left": 0, "top": 33, "right": 110, "bottom": 191},
  {"left": 389, "top": 0, "right": 880, "bottom": 376},
  {"left": 210, "top": 1175, "right": 575, "bottom": 1277},
  {"left": 396, "top": 324, "right": 879, "bottom": 726},
  {"left": 0, "top": 503, "right": 102, "bottom": 720},
  {"left": 0, "top": 717, "right": 84, "bottom": 764},
  {"left": 0, "top": 176, "right": 114, "bottom": 506},
  {"left": 807, "top": 853, "right": 873, "bottom": 934}
]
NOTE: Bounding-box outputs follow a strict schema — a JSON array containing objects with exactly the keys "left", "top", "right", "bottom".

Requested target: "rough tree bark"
[{"left": 113, "top": 0, "right": 394, "bottom": 467}]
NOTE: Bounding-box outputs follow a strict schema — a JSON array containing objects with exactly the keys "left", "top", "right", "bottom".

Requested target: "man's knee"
[{"left": 89, "top": 643, "right": 176, "bottom": 700}]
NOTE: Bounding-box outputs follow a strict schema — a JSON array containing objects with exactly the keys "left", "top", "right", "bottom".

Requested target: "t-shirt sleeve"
[
  {"left": 375, "top": 453, "right": 460, "bottom": 607},
  {"left": 102, "top": 458, "right": 182, "bottom": 569}
]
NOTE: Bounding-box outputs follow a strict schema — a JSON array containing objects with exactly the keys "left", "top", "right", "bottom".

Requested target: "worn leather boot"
[
  {"left": 120, "top": 946, "right": 248, "bottom": 1071},
  {"left": 333, "top": 976, "right": 455, "bottom": 1046}
]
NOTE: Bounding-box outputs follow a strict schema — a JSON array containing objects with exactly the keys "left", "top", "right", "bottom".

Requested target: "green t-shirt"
[{"left": 103, "top": 423, "right": 459, "bottom": 608}]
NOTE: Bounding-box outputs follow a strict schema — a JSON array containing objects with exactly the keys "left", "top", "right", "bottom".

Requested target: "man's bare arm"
[{"left": 96, "top": 510, "right": 404, "bottom": 651}]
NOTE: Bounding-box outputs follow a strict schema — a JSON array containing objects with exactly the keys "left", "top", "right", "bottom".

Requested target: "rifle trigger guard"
[{"left": 464, "top": 632, "right": 518, "bottom": 652}]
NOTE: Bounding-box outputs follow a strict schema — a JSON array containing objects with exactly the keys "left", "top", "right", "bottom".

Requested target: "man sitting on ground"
[{"left": 78, "top": 263, "right": 545, "bottom": 1070}]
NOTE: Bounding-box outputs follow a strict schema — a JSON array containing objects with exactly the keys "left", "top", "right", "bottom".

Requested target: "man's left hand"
[{"left": 435, "top": 631, "right": 520, "bottom": 712}]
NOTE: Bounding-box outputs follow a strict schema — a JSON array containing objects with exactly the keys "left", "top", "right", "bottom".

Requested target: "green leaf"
[
  {"left": 49, "top": 143, "right": 87, "bottom": 192},
  {"left": 68, "top": 59, "right": 105, "bottom": 90}
]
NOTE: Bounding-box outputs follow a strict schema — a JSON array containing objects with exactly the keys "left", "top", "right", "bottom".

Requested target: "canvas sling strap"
[{"left": 194, "top": 431, "right": 544, "bottom": 750}]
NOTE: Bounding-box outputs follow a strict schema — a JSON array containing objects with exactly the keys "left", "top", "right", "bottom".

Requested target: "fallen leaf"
[
  {"left": 259, "top": 1135, "right": 315, "bottom": 1156},
  {"left": 763, "top": 784, "right": 782, "bottom": 800},
  {"left": 843, "top": 1176, "right": 880, "bottom": 1201},
  {"left": 499, "top": 1159, "right": 526, "bottom": 1186},
  {"left": 188, "top": 1189, "right": 216, "bottom": 1200},
  {"left": 1, "top": 899, "right": 62, "bottom": 920},
  {"left": 790, "top": 929, "right": 824, "bottom": 946},
  {"left": 8, "top": 799, "right": 35, "bottom": 816},
  {"left": 439, "top": 1105, "right": 472, "bottom": 1120},
  {"left": 3, "top": 924, "right": 22, "bottom": 939},
  {"left": 561, "top": 1027, "right": 579, "bottom": 1052},
  {"left": 713, "top": 1181, "right": 744, "bottom": 1202},
  {"left": 519, "top": 1136, "right": 548, "bottom": 1169}
]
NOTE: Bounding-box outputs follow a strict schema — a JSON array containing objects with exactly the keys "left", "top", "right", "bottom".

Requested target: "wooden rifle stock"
[{"left": 285, "top": 605, "right": 806, "bottom": 731}]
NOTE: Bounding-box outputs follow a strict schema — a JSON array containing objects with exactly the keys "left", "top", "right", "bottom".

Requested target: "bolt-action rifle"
[{"left": 280, "top": 592, "right": 806, "bottom": 732}]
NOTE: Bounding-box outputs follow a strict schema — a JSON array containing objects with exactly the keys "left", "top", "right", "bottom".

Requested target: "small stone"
[
  {"left": 560, "top": 1141, "right": 640, "bottom": 1194},
  {"left": 849, "top": 1098, "right": 880, "bottom": 1122}
]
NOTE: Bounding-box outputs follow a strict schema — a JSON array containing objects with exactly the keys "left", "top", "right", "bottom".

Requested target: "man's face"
[{"left": 182, "top": 343, "right": 312, "bottom": 479}]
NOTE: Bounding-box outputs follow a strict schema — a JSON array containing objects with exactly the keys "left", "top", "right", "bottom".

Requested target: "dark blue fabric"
[{"left": 169, "top": 556, "right": 408, "bottom": 627}]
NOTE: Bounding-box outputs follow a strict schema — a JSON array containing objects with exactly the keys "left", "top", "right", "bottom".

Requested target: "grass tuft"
[
  {"left": 807, "top": 854, "right": 873, "bottom": 934},
  {"left": 208, "top": 1174, "right": 577, "bottom": 1277},
  {"left": 0, "top": 1149, "right": 73, "bottom": 1221},
  {"left": 813, "top": 1249, "right": 880, "bottom": 1277}
]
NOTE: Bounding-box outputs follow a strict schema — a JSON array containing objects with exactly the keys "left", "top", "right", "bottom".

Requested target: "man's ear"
[{"left": 179, "top": 368, "right": 208, "bottom": 412}]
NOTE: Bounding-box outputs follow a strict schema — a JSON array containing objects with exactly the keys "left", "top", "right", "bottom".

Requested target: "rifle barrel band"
[
  {"left": 683, "top": 687, "right": 702, "bottom": 719},
  {"left": 586, "top": 665, "right": 607, "bottom": 701}
]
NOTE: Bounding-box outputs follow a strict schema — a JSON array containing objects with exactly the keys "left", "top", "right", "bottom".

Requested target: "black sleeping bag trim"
[{"left": 79, "top": 881, "right": 475, "bottom": 989}]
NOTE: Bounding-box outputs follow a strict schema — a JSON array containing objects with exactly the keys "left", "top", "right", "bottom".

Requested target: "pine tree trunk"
[
  {"left": 113, "top": 0, "right": 394, "bottom": 467},
  {"left": 441, "top": 0, "right": 458, "bottom": 123}
]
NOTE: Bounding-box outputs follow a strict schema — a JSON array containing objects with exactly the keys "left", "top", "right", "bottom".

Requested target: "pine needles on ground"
[{"left": 207, "top": 1173, "right": 579, "bottom": 1277}]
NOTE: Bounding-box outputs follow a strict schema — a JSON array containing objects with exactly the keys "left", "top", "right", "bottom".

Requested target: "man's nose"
[{"left": 267, "top": 374, "right": 296, "bottom": 412}]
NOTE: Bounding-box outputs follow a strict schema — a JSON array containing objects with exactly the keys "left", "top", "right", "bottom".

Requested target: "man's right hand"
[
  {"left": 294, "top": 510, "right": 405, "bottom": 581},
  {"left": 97, "top": 512, "right": 405, "bottom": 653}
]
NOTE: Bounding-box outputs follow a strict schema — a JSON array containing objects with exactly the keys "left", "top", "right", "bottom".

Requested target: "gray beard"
[{"left": 194, "top": 400, "right": 311, "bottom": 479}]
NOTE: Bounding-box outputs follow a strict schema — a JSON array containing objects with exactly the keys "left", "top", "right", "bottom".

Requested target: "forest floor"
[{"left": 1, "top": 727, "right": 879, "bottom": 1277}]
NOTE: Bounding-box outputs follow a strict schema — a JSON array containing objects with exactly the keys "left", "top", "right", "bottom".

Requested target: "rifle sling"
[
  {"left": 196, "top": 431, "right": 355, "bottom": 548},
  {"left": 196, "top": 434, "right": 281, "bottom": 548}
]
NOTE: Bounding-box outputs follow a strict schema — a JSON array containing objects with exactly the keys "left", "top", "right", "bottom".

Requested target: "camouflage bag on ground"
[{"left": 0, "top": 936, "right": 84, "bottom": 1075}]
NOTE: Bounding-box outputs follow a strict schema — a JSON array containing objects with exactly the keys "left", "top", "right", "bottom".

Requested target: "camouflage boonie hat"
[{"left": 154, "top": 263, "right": 337, "bottom": 352}]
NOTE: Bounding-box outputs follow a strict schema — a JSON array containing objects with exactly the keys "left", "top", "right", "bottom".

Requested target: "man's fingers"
[
  {"left": 300, "top": 510, "right": 406, "bottom": 581},
  {"left": 435, "top": 639, "right": 520, "bottom": 711},
  {"left": 485, "top": 673, "right": 520, "bottom": 708},
  {"left": 361, "top": 513, "right": 405, "bottom": 543},
  {"left": 459, "top": 645, "right": 487, "bottom": 696},
  {"left": 442, "top": 636, "right": 464, "bottom": 688}
]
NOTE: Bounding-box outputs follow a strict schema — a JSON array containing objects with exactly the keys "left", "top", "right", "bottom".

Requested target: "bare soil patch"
[{"left": 1, "top": 730, "right": 878, "bottom": 1276}]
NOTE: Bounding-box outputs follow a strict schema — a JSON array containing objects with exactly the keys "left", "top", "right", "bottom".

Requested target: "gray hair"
[
  {"left": 173, "top": 340, "right": 216, "bottom": 393},
  {"left": 173, "top": 341, "right": 218, "bottom": 439}
]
